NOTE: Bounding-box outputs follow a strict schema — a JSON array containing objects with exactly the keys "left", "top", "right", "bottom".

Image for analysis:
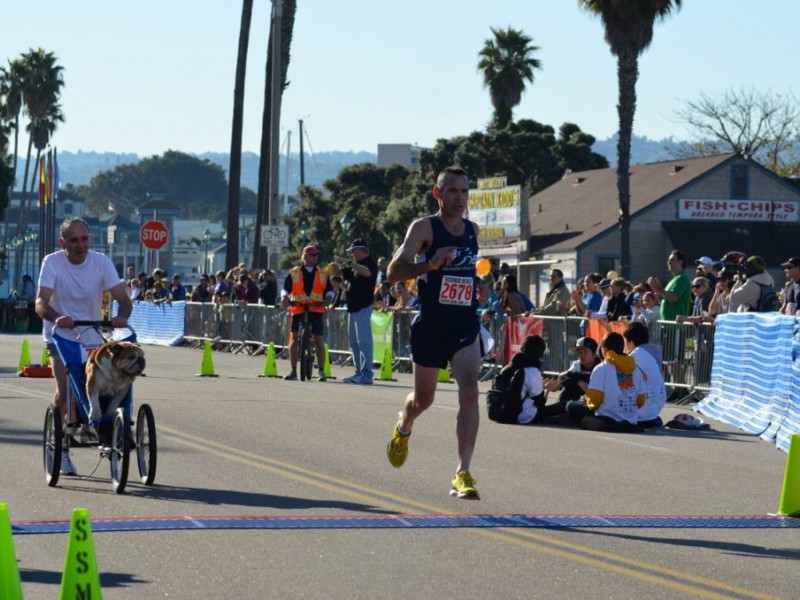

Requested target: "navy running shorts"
[{"left": 410, "top": 314, "right": 479, "bottom": 369}]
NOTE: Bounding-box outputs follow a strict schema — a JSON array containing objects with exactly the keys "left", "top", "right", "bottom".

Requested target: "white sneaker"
[{"left": 60, "top": 452, "right": 78, "bottom": 476}]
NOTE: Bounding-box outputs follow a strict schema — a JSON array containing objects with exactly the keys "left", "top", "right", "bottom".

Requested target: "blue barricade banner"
[
  {"left": 129, "top": 301, "right": 186, "bottom": 346},
  {"left": 695, "top": 313, "right": 800, "bottom": 452}
]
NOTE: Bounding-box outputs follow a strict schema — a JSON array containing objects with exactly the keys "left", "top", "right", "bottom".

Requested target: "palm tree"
[
  {"left": 477, "top": 27, "right": 542, "bottom": 129},
  {"left": 254, "top": 0, "right": 296, "bottom": 268},
  {"left": 226, "top": 0, "right": 254, "bottom": 270},
  {"left": 11, "top": 49, "right": 64, "bottom": 288},
  {"left": 578, "top": 0, "right": 681, "bottom": 278},
  {"left": 0, "top": 58, "right": 27, "bottom": 245}
]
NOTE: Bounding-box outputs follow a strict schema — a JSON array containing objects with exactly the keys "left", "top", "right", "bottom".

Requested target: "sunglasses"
[{"left": 691, "top": 284, "right": 704, "bottom": 288}]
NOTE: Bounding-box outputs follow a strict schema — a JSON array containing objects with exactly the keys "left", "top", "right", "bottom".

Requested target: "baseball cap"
[
  {"left": 695, "top": 256, "right": 714, "bottom": 265},
  {"left": 597, "top": 278, "right": 611, "bottom": 289},
  {"left": 573, "top": 337, "right": 598, "bottom": 354},
  {"left": 346, "top": 238, "right": 368, "bottom": 252},
  {"left": 200, "top": 274, "right": 209, "bottom": 281},
  {"left": 781, "top": 256, "right": 800, "bottom": 269},
  {"left": 302, "top": 245, "right": 320, "bottom": 256},
  {"left": 721, "top": 251, "right": 746, "bottom": 265},
  {"left": 746, "top": 255, "right": 766, "bottom": 273}
]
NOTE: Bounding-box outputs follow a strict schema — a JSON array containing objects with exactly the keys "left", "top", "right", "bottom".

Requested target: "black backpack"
[
  {"left": 486, "top": 365, "right": 526, "bottom": 424},
  {"left": 754, "top": 282, "right": 781, "bottom": 312}
]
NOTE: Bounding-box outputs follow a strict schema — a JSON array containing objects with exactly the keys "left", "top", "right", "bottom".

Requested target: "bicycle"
[
  {"left": 44, "top": 320, "right": 157, "bottom": 494},
  {"left": 289, "top": 301, "right": 326, "bottom": 381}
]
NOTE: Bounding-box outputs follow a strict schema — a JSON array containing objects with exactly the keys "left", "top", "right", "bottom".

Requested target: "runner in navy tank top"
[{"left": 385, "top": 166, "right": 483, "bottom": 500}]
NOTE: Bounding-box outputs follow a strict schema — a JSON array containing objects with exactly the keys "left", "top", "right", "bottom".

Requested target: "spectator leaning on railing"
[
  {"left": 780, "top": 256, "right": 800, "bottom": 314},
  {"left": 534, "top": 269, "right": 570, "bottom": 316},
  {"left": 729, "top": 255, "right": 774, "bottom": 312},
  {"left": 647, "top": 249, "right": 692, "bottom": 321}
]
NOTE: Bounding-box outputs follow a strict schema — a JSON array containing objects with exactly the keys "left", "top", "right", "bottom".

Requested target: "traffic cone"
[
  {"left": 323, "top": 344, "right": 335, "bottom": 380},
  {"left": 778, "top": 434, "right": 800, "bottom": 517},
  {"left": 17, "top": 339, "right": 31, "bottom": 373},
  {"left": 196, "top": 340, "right": 219, "bottom": 377},
  {"left": 438, "top": 365, "right": 450, "bottom": 383},
  {"left": 60, "top": 508, "right": 102, "bottom": 599},
  {"left": 379, "top": 347, "right": 396, "bottom": 381},
  {"left": 41, "top": 345, "right": 50, "bottom": 366},
  {"left": 259, "top": 342, "right": 279, "bottom": 377},
  {"left": 0, "top": 504, "right": 22, "bottom": 600}
]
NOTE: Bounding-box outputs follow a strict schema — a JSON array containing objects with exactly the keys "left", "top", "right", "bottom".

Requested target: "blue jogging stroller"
[{"left": 44, "top": 321, "right": 157, "bottom": 494}]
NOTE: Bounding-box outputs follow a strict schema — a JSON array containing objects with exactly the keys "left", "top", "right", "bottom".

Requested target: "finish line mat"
[{"left": 12, "top": 513, "right": 800, "bottom": 535}]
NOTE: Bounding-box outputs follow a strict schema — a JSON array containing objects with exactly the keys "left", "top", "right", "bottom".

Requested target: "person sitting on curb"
[
  {"left": 623, "top": 322, "right": 666, "bottom": 429},
  {"left": 565, "top": 332, "right": 646, "bottom": 432},
  {"left": 540, "top": 336, "right": 600, "bottom": 422}
]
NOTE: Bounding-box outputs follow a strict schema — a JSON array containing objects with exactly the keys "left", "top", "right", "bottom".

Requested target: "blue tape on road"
[{"left": 12, "top": 513, "right": 800, "bottom": 535}]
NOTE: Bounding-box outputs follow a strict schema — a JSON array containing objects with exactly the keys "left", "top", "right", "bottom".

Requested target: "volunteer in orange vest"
[{"left": 279, "top": 244, "right": 335, "bottom": 381}]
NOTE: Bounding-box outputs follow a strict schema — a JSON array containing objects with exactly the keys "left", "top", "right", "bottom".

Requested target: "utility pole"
[
  {"left": 267, "top": 0, "right": 283, "bottom": 271},
  {"left": 298, "top": 118, "right": 305, "bottom": 186}
]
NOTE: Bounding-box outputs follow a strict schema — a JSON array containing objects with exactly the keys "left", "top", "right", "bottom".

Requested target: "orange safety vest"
[{"left": 289, "top": 266, "right": 327, "bottom": 315}]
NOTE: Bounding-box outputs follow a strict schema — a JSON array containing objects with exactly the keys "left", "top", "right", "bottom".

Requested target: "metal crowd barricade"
[
  {"left": 324, "top": 307, "right": 350, "bottom": 361},
  {"left": 181, "top": 303, "right": 716, "bottom": 398},
  {"left": 391, "top": 311, "right": 416, "bottom": 369}
]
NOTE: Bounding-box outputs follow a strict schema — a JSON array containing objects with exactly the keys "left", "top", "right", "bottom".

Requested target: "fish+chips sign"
[
  {"left": 679, "top": 199, "right": 799, "bottom": 222},
  {"left": 468, "top": 176, "right": 522, "bottom": 242}
]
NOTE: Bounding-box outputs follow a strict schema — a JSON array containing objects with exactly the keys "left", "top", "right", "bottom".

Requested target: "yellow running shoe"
[
  {"left": 386, "top": 413, "right": 410, "bottom": 468},
  {"left": 450, "top": 470, "right": 480, "bottom": 500}
]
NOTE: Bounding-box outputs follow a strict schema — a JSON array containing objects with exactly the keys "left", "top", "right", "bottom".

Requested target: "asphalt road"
[{"left": 1, "top": 331, "right": 798, "bottom": 599}]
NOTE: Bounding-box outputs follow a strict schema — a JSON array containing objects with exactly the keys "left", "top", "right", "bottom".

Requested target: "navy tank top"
[{"left": 416, "top": 216, "right": 479, "bottom": 326}]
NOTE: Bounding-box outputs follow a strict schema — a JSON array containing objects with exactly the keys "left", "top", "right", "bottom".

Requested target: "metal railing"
[{"left": 183, "top": 303, "right": 715, "bottom": 395}]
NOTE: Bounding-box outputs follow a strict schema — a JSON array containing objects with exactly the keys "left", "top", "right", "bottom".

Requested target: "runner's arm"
[{"left": 387, "top": 218, "right": 457, "bottom": 283}]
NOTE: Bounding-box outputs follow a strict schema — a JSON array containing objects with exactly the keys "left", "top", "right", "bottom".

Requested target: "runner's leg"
[
  {"left": 450, "top": 337, "right": 481, "bottom": 473},
  {"left": 398, "top": 365, "right": 439, "bottom": 432}
]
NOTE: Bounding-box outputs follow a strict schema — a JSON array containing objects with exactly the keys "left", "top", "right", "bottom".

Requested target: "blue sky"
[{"left": 2, "top": 1, "right": 797, "bottom": 157}]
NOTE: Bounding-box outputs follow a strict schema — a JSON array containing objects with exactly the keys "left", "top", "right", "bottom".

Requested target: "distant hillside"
[
  {"left": 593, "top": 134, "right": 681, "bottom": 167},
  {"left": 12, "top": 136, "right": 687, "bottom": 190}
]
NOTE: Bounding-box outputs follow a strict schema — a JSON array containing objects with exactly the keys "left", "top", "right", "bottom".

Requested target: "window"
[
  {"left": 731, "top": 164, "right": 748, "bottom": 199},
  {"left": 597, "top": 256, "right": 619, "bottom": 275}
]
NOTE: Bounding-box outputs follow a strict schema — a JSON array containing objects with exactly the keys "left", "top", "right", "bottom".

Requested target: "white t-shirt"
[
  {"left": 517, "top": 366, "right": 543, "bottom": 424},
  {"left": 38, "top": 250, "right": 121, "bottom": 343},
  {"left": 587, "top": 360, "right": 644, "bottom": 424},
  {"left": 631, "top": 346, "right": 667, "bottom": 422}
]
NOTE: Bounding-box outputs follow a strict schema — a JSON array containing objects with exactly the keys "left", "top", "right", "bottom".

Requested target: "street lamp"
[
  {"left": 301, "top": 220, "right": 309, "bottom": 246},
  {"left": 202, "top": 228, "right": 211, "bottom": 274},
  {"left": 339, "top": 214, "right": 351, "bottom": 250}
]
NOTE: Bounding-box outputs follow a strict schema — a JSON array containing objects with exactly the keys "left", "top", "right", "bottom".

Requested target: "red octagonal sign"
[{"left": 140, "top": 220, "right": 169, "bottom": 250}]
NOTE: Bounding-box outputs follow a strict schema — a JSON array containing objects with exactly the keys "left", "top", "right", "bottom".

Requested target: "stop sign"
[{"left": 140, "top": 220, "right": 169, "bottom": 250}]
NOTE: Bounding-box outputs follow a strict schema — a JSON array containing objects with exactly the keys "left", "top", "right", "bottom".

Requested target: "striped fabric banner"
[
  {"left": 695, "top": 312, "right": 800, "bottom": 452},
  {"left": 127, "top": 301, "right": 186, "bottom": 346}
]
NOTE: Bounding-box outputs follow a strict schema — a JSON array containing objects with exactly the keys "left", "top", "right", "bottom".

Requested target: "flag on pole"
[
  {"left": 47, "top": 150, "right": 53, "bottom": 204},
  {"left": 52, "top": 148, "right": 59, "bottom": 202},
  {"left": 38, "top": 155, "right": 46, "bottom": 207}
]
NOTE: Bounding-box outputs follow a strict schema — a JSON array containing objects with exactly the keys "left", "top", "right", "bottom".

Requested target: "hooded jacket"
[
  {"left": 585, "top": 350, "right": 646, "bottom": 424},
  {"left": 729, "top": 271, "right": 775, "bottom": 312}
]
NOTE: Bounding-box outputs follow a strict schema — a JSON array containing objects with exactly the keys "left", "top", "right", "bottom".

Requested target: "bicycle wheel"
[
  {"left": 299, "top": 326, "right": 313, "bottom": 381},
  {"left": 43, "top": 404, "right": 62, "bottom": 487},
  {"left": 136, "top": 404, "right": 157, "bottom": 486},
  {"left": 110, "top": 408, "right": 131, "bottom": 494}
]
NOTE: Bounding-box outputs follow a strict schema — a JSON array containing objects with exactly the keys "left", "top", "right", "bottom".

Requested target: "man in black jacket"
[{"left": 335, "top": 239, "right": 378, "bottom": 384}]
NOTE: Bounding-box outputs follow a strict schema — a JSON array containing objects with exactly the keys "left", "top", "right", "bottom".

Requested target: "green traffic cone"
[
  {"left": 0, "top": 504, "right": 22, "bottom": 600},
  {"left": 60, "top": 508, "right": 102, "bottom": 600},
  {"left": 17, "top": 339, "right": 31, "bottom": 373},
  {"left": 197, "top": 340, "right": 219, "bottom": 377},
  {"left": 259, "top": 342, "right": 279, "bottom": 377},
  {"left": 379, "top": 347, "right": 395, "bottom": 381}
]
